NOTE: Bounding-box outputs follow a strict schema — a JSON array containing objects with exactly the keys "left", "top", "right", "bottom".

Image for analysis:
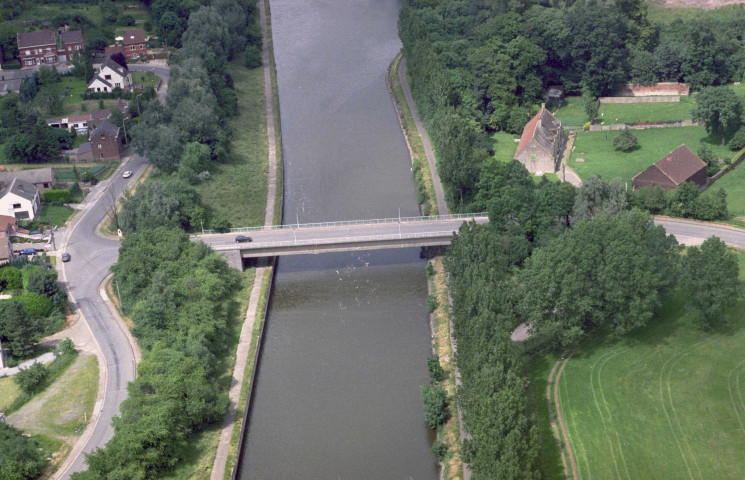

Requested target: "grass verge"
[
  {"left": 6, "top": 351, "right": 78, "bottom": 414},
  {"left": 703, "top": 155, "right": 745, "bottom": 218},
  {"left": 193, "top": 58, "right": 267, "bottom": 228},
  {"left": 389, "top": 52, "right": 439, "bottom": 216},
  {"left": 0, "top": 376, "right": 22, "bottom": 411},
  {"left": 548, "top": 251, "right": 745, "bottom": 480},
  {"left": 427, "top": 256, "right": 464, "bottom": 479},
  {"left": 569, "top": 126, "right": 732, "bottom": 185},
  {"left": 39, "top": 205, "right": 76, "bottom": 228},
  {"left": 597, "top": 97, "right": 694, "bottom": 125}
]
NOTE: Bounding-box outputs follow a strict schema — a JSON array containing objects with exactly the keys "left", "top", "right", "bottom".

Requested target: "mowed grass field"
[
  {"left": 702, "top": 158, "right": 745, "bottom": 218},
  {"left": 569, "top": 126, "right": 731, "bottom": 185},
  {"left": 597, "top": 96, "right": 694, "bottom": 125},
  {"left": 553, "top": 96, "right": 586, "bottom": 127},
  {"left": 556, "top": 251, "right": 745, "bottom": 480}
]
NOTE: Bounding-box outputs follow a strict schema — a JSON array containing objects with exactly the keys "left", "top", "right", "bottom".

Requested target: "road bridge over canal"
[{"left": 196, "top": 213, "right": 488, "bottom": 267}]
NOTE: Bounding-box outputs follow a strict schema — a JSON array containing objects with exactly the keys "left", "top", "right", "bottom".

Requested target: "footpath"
[{"left": 209, "top": 0, "right": 279, "bottom": 477}]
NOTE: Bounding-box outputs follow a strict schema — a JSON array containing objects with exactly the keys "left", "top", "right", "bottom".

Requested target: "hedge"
[{"left": 42, "top": 189, "right": 71, "bottom": 204}]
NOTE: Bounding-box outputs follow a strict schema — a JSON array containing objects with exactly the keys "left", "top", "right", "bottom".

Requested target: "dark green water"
[{"left": 237, "top": 0, "right": 438, "bottom": 479}]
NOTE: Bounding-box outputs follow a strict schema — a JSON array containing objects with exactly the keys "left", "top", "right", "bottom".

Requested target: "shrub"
[
  {"left": 70, "top": 182, "right": 82, "bottom": 198},
  {"left": 245, "top": 45, "right": 262, "bottom": 68},
  {"left": 728, "top": 127, "right": 745, "bottom": 151},
  {"left": 57, "top": 338, "right": 76, "bottom": 355},
  {"left": 426, "top": 294, "right": 439, "bottom": 313},
  {"left": 631, "top": 186, "right": 667, "bottom": 214},
  {"left": 426, "top": 262, "right": 434, "bottom": 277},
  {"left": 0, "top": 423, "right": 47, "bottom": 479},
  {"left": 0, "top": 266, "right": 23, "bottom": 291},
  {"left": 16, "top": 293, "right": 54, "bottom": 318},
  {"left": 42, "top": 189, "right": 72, "bottom": 204},
  {"left": 14, "top": 362, "right": 49, "bottom": 395},
  {"left": 427, "top": 354, "right": 445, "bottom": 382},
  {"left": 421, "top": 384, "right": 449, "bottom": 428},
  {"left": 613, "top": 128, "right": 639, "bottom": 152},
  {"left": 431, "top": 440, "right": 448, "bottom": 461}
]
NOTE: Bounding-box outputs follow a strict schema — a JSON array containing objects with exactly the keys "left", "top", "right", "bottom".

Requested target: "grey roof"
[
  {"left": 0, "top": 235, "right": 11, "bottom": 262},
  {"left": 60, "top": 29, "right": 84, "bottom": 45},
  {"left": 0, "top": 168, "right": 55, "bottom": 186},
  {"left": 91, "top": 109, "right": 111, "bottom": 122},
  {"left": 78, "top": 142, "right": 92, "bottom": 154},
  {"left": 114, "top": 99, "right": 129, "bottom": 112},
  {"left": 0, "top": 178, "right": 37, "bottom": 201},
  {"left": 102, "top": 56, "right": 128, "bottom": 77},
  {"left": 515, "top": 106, "right": 562, "bottom": 157},
  {"left": 17, "top": 30, "right": 56, "bottom": 48},
  {"left": 91, "top": 120, "right": 120, "bottom": 138},
  {"left": 90, "top": 74, "right": 113, "bottom": 89}
]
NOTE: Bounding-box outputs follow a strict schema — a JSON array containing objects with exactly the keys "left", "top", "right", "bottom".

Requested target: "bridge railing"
[
  {"left": 201, "top": 212, "right": 488, "bottom": 235},
  {"left": 211, "top": 230, "right": 457, "bottom": 251}
]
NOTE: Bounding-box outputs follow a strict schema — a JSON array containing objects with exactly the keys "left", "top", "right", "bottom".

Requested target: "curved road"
[
  {"left": 53, "top": 64, "right": 169, "bottom": 479},
  {"left": 654, "top": 217, "right": 745, "bottom": 249},
  {"left": 54, "top": 154, "right": 149, "bottom": 478}
]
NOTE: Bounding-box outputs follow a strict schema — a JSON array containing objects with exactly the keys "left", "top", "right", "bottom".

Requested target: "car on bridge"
[{"left": 235, "top": 235, "right": 253, "bottom": 243}]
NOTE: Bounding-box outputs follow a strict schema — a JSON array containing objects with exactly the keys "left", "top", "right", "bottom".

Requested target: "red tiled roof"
[
  {"left": 653, "top": 144, "right": 706, "bottom": 185},
  {"left": 515, "top": 105, "right": 562, "bottom": 157},
  {"left": 122, "top": 29, "right": 145, "bottom": 46}
]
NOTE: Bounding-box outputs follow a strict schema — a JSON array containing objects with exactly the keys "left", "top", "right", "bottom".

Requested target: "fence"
[{"left": 202, "top": 213, "right": 487, "bottom": 235}]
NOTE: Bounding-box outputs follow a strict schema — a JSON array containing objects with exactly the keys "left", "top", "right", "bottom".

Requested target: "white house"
[
  {"left": 0, "top": 178, "right": 41, "bottom": 220},
  {"left": 87, "top": 56, "right": 132, "bottom": 93}
]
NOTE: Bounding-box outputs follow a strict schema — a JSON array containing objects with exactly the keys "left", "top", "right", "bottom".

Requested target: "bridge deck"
[{"left": 196, "top": 214, "right": 488, "bottom": 257}]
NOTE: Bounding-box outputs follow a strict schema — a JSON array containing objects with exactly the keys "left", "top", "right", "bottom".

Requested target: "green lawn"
[
  {"left": 703, "top": 158, "right": 745, "bottom": 218},
  {"left": 131, "top": 72, "right": 160, "bottom": 89},
  {"left": 0, "top": 376, "right": 22, "bottom": 411},
  {"left": 493, "top": 131, "right": 520, "bottom": 162},
  {"left": 39, "top": 205, "right": 75, "bottom": 227},
  {"left": 553, "top": 251, "right": 745, "bottom": 480},
  {"left": 553, "top": 96, "right": 586, "bottom": 127},
  {"left": 597, "top": 96, "right": 694, "bottom": 125},
  {"left": 193, "top": 57, "right": 267, "bottom": 228},
  {"left": 569, "top": 126, "right": 731, "bottom": 185}
]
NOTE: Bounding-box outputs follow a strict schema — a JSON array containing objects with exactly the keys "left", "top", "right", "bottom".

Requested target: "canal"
[{"left": 237, "top": 0, "right": 439, "bottom": 479}]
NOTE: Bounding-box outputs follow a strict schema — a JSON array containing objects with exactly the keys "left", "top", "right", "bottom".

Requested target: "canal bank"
[{"left": 236, "top": 0, "right": 438, "bottom": 478}]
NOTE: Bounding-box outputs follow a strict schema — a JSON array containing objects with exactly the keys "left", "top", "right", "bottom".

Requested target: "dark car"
[
  {"left": 19, "top": 248, "right": 36, "bottom": 255},
  {"left": 61, "top": 253, "right": 71, "bottom": 262},
  {"left": 235, "top": 235, "right": 253, "bottom": 243}
]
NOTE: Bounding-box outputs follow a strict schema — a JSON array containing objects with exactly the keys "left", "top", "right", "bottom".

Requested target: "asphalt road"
[
  {"left": 196, "top": 215, "right": 490, "bottom": 251},
  {"left": 654, "top": 217, "right": 745, "bottom": 248},
  {"left": 56, "top": 153, "right": 148, "bottom": 478}
]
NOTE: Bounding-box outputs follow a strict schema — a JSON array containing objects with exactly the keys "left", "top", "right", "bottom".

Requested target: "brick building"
[
  {"left": 122, "top": 28, "right": 147, "bottom": 59},
  {"left": 632, "top": 144, "right": 707, "bottom": 191},
  {"left": 17, "top": 30, "right": 57, "bottom": 66},
  {"left": 58, "top": 29, "right": 85, "bottom": 62},
  {"left": 88, "top": 120, "right": 123, "bottom": 161}
]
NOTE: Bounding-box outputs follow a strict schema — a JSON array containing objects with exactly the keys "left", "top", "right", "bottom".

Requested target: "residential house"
[
  {"left": 0, "top": 178, "right": 41, "bottom": 220},
  {"left": 632, "top": 144, "right": 707, "bottom": 191},
  {"left": 89, "top": 109, "right": 112, "bottom": 129},
  {"left": 76, "top": 141, "right": 94, "bottom": 162},
  {"left": 89, "top": 120, "right": 122, "bottom": 161},
  {"left": 87, "top": 56, "right": 132, "bottom": 92},
  {"left": 17, "top": 29, "right": 57, "bottom": 66},
  {"left": 104, "top": 45, "right": 125, "bottom": 57},
  {"left": 0, "top": 215, "right": 17, "bottom": 264},
  {"left": 514, "top": 104, "right": 564, "bottom": 175},
  {"left": 122, "top": 28, "right": 147, "bottom": 59},
  {"left": 58, "top": 29, "right": 85, "bottom": 62},
  {"left": 0, "top": 168, "right": 56, "bottom": 193},
  {"left": 48, "top": 113, "right": 91, "bottom": 133}
]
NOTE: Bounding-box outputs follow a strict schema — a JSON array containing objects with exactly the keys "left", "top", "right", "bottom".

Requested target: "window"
[
  {"left": 25, "top": 49, "right": 30, "bottom": 55},
  {"left": 47, "top": 47, "right": 52, "bottom": 52},
  {"left": 43, "top": 183, "right": 49, "bottom": 188},
  {"left": 104, "top": 74, "right": 112, "bottom": 80},
  {"left": 130, "top": 45, "right": 135, "bottom": 50},
  {"left": 115, "top": 82, "right": 120, "bottom": 87},
  {"left": 12, "top": 203, "right": 21, "bottom": 209},
  {"left": 15, "top": 211, "right": 28, "bottom": 220},
  {"left": 97, "top": 143, "right": 102, "bottom": 149},
  {"left": 75, "top": 45, "right": 81, "bottom": 50}
]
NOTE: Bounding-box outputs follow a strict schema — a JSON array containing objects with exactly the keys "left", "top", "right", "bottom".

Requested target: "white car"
[{"left": 122, "top": 171, "right": 133, "bottom": 178}]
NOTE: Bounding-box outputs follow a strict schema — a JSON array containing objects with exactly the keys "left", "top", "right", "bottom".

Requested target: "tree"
[
  {"left": 420, "top": 384, "right": 449, "bottom": 428},
  {"left": 0, "top": 300, "right": 38, "bottom": 358},
  {"left": 519, "top": 209, "right": 679, "bottom": 347},
  {"left": 0, "top": 266, "right": 23, "bottom": 291},
  {"left": 728, "top": 127, "right": 745, "bottom": 151},
  {"left": 691, "top": 86, "right": 742, "bottom": 145},
  {"left": 426, "top": 354, "right": 444, "bottom": 382},
  {"left": 613, "top": 128, "right": 639, "bottom": 152},
  {"left": 631, "top": 186, "right": 667, "bottom": 214},
  {"left": 14, "top": 361, "right": 49, "bottom": 395},
  {"left": 680, "top": 237, "right": 741, "bottom": 327},
  {"left": 571, "top": 175, "right": 628, "bottom": 223},
  {"left": 697, "top": 143, "right": 720, "bottom": 176},
  {"left": 0, "top": 422, "right": 47, "bottom": 480}
]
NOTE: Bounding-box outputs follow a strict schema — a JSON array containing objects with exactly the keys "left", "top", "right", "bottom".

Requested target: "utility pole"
[
  {"left": 200, "top": 218, "right": 204, "bottom": 235},
  {"left": 114, "top": 280, "right": 122, "bottom": 306}
]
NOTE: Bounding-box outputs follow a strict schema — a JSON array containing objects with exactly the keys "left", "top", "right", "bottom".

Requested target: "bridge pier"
[{"left": 220, "top": 250, "right": 244, "bottom": 271}]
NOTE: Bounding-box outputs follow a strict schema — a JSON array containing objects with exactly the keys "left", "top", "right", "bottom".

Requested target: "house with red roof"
[
  {"left": 122, "top": 28, "right": 147, "bottom": 59},
  {"left": 514, "top": 104, "right": 564, "bottom": 174},
  {"left": 631, "top": 144, "right": 707, "bottom": 191}
]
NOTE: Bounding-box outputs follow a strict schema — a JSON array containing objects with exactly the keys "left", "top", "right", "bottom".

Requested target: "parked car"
[
  {"left": 122, "top": 171, "right": 133, "bottom": 178},
  {"left": 19, "top": 248, "right": 36, "bottom": 255},
  {"left": 235, "top": 235, "right": 253, "bottom": 243},
  {"left": 30, "top": 230, "right": 42, "bottom": 235},
  {"left": 61, "top": 253, "right": 71, "bottom": 262}
]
